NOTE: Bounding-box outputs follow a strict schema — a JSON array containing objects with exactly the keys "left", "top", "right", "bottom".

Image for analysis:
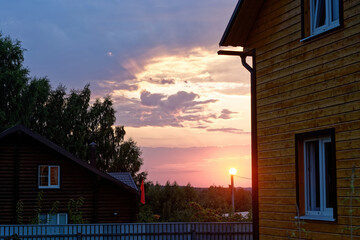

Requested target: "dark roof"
[
  {"left": 0, "top": 124, "right": 139, "bottom": 195},
  {"left": 108, "top": 172, "right": 138, "bottom": 191},
  {"left": 219, "top": 0, "right": 264, "bottom": 47}
]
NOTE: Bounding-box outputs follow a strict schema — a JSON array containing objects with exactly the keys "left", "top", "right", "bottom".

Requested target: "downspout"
[{"left": 218, "top": 49, "right": 259, "bottom": 240}]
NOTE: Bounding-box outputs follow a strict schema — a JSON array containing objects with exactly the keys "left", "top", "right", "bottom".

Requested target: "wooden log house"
[
  {"left": 0, "top": 125, "right": 139, "bottom": 224},
  {"left": 219, "top": 0, "right": 360, "bottom": 239}
]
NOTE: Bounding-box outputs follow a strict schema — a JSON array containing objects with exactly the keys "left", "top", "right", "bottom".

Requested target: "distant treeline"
[{"left": 137, "top": 182, "right": 252, "bottom": 222}]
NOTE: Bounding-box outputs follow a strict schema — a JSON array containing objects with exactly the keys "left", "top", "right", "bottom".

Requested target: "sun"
[{"left": 229, "top": 168, "right": 237, "bottom": 175}]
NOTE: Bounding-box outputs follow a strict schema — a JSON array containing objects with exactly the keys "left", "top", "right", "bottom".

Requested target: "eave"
[{"left": 219, "top": 0, "right": 264, "bottom": 47}]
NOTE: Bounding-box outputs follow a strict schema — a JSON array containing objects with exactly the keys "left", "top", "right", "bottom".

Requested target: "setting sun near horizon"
[{"left": 229, "top": 168, "right": 237, "bottom": 175}]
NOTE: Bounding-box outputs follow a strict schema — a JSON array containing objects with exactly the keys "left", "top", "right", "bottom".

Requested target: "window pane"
[
  {"left": 40, "top": 166, "right": 48, "bottom": 176},
  {"left": 331, "top": 0, "right": 339, "bottom": 21},
  {"left": 325, "top": 142, "right": 335, "bottom": 208},
  {"left": 50, "top": 166, "right": 59, "bottom": 186},
  {"left": 39, "top": 166, "right": 49, "bottom": 186},
  {"left": 315, "top": 0, "right": 326, "bottom": 27},
  {"left": 58, "top": 214, "right": 67, "bottom": 224},
  {"left": 39, "top": 214, "right": 47, "bottom": 224},
  {"left": 40, "top": 176, "right": 48, "bottom": 186},
  {"left": 306, "top": 141, "right": 320, "bottom": 211}
]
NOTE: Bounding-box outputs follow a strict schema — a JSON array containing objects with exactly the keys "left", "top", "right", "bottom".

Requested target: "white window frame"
[
  {"left": 38, "top": 165, "right": 60, "bottom": 189},
  {"left": 310, "top": 0, "right": 340, "bottom": 36},
  {"left": 303, "top": 137, "right": 333, "bottom": 219},
  {"left": 39, "top": 213, "right": 68, "bottom": 225}
]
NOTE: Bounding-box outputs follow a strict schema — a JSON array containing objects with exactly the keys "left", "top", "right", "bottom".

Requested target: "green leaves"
[
  {"left": 139, "top": 182, "right": 252, "bottom": 222},
  {"left": 67, "top": 197, "right": 85, "bottom": 224},
  {"left": 0, "top": 33, "right": 30, "bottom": 131},
  {"left": 15, "top": 200, "right": 24, "bottom": 224},
  {"left": 30, "top": 191, "right": 44, "bottom": 224}
]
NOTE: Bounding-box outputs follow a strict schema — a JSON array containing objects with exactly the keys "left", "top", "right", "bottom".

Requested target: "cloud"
[
  {"left": 163, "top": 91, "right": 198, "bottom": 111},
  {"left": 148, "top": 78, "right": 175, "bottom": 85},
  {"left": 0, "top": 0, "right": 237, "bottom": 90},
  {"left": 140, "top": 91, "right": 165, "bottom": 106},
  {"left": 130, "top": 48, "right": 250, "bottom": 87},
  {"left": 98, "top": 81, "right": 138, "bottom": 91},
  {"left": 160, "top": 79, "right": 175, "bottom": 84},
  {"left": 177, "top": 114, "right": 217, "bottom": 122},
  {"left": 194, "top": 125, "right": 207, "bottom": 129},
  {"left": 207, "top": 128, "right": 250, "bottom": 135},
  {"left": 101, "top": 45, "right": 251, "bottom": 133},
  {"left": 218, "top": 109, "right": 237, "bottom": 119},
  {"left": 140, "top": 90, "right": 217, "bottom": 113},
  {"left": 114, "top": 90, "right": 218, "bottom": 127}
]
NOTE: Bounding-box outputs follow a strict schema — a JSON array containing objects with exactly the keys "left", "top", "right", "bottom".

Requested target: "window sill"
[
  {"left": 38, "top": 186, "right": 60, "bottom": 189},
  {"left": 300, "top": 24, "right": 341, "bottom": 42},
  {"left": 295, "top": 215, "right": 336, "bottom": 222}
]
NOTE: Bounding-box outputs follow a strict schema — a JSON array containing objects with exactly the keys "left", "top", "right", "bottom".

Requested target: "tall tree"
[
  {"left": 0, "top": 33, "right": 50, "bottom": 131},
  {"left": 88, "top": 97, "right": 118, "bottom": 170},
  {"left": 0, "top": 33, "right": 146, "bottom": 182}
]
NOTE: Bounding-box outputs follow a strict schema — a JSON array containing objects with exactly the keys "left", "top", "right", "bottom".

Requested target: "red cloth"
[{"left": 140, "top": 180, "right": 145, "bottom": 204}]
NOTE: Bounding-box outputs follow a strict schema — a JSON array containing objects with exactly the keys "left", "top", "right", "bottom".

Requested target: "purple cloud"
[
  {"left": 140, "top": 91, "right": 165, "bottom": 106},
  {"left": 162, "top": 91, "right": 199, "bottom": 111},
  {"left": 98, "top": 81, "right": 139, "bottom": 91},
  {"left": 141, "top": 90, "right": 217, "bottom": 113},
  {"left": 160, "top": 79, "right": 175, "bottom": 84},
  {"left": 148, "top": 78, "right": 175, "bottom": 85},
  {"left": 218, "top": 109, "right": 237, "bottom": 119},
  {"left": 114, "top": 90, "right": 218, "bottom": 127}
]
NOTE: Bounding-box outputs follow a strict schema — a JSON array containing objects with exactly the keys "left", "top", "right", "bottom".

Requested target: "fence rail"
[{"left": 0, "top": 222, "right": 252, "bottom": 240}]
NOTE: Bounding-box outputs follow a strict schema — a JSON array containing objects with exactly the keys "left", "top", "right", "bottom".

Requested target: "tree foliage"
[
  {"left": 138, "top": 182, "right": 252, "bottom": 222},
  {"left": 0, "top": 33, "right": 146, "bottom": 182},
  {"left": 0, "top": 33, "right": 50, "bottom": 131}
]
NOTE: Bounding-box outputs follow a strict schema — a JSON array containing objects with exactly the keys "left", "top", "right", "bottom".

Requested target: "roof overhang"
[{"left": 219, "top": 0, "right": 264, "bottom": 47}]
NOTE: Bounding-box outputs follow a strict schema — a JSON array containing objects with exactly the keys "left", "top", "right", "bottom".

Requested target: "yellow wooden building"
[{"left": 219, "top": 0, "right": 360, "bottom": 239}]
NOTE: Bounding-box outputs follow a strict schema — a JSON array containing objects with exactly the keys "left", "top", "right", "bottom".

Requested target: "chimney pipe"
[{"left": 89, "top": 142, "right": 97, "bottom": 167}]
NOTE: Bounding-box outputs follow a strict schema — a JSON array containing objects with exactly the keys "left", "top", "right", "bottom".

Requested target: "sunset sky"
[{"left": 0, "top": 0, "right": 252, "bottom": 187}]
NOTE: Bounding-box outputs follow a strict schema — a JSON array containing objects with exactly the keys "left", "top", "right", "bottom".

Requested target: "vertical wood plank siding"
[
  {"left": 244, "top": 0, "right": 360, "bottom": 239},
  {"left": 0, "top": 133, "right": 137, "bottom": 224},
  {"left": 0, "top": 222, "right": 253, "bottom": 240}
]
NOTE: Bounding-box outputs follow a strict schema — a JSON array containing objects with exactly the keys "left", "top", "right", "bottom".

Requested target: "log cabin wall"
[
  {"left": 18, "top": 133, "right": 96, "bottom": 223},
  {"left": 97, "top": 180, "right": 138, "bottom": 223},
  {"left": 244, "top": 0, "right": 360, "bottom": 239},
  {"left": 0, "top": 131, "right": 137, "bottom": 224},
  {"left": 0, "top": 134, "right": 16, "bottom": 223}
]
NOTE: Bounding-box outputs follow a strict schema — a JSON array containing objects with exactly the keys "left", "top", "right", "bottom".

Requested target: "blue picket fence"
[{"left": 0, "top": 222, "right": 252, "bottom": 240}]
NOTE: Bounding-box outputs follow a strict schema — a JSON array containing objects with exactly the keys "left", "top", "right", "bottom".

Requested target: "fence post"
[
  {"left": 76, "top": 232, "right": 82, "bottom": 240},
  {"left": 191, "top": 230, "right": 197, "bottom": 240}
]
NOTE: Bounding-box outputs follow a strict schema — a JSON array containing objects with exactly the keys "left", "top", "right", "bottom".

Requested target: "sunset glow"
[
  {"left": 1, "top": 0, "right": 252, "bottom": 188},
  {"left": 229, "top": 168, "right": 237, "bottom": 175}
]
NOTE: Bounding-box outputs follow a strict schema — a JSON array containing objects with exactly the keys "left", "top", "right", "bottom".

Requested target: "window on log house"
[
  {"left": 301, "top": 0, "right": 342, "bottom": 39},
  {"left": 296, "top": 129, "right": 337, "bottom": 221},
  {"left": 39, "top": 213, "right": 67, "bottom": 224},
  {"left": 38, "top": 165, "right": 60, "bottom": 189}
]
